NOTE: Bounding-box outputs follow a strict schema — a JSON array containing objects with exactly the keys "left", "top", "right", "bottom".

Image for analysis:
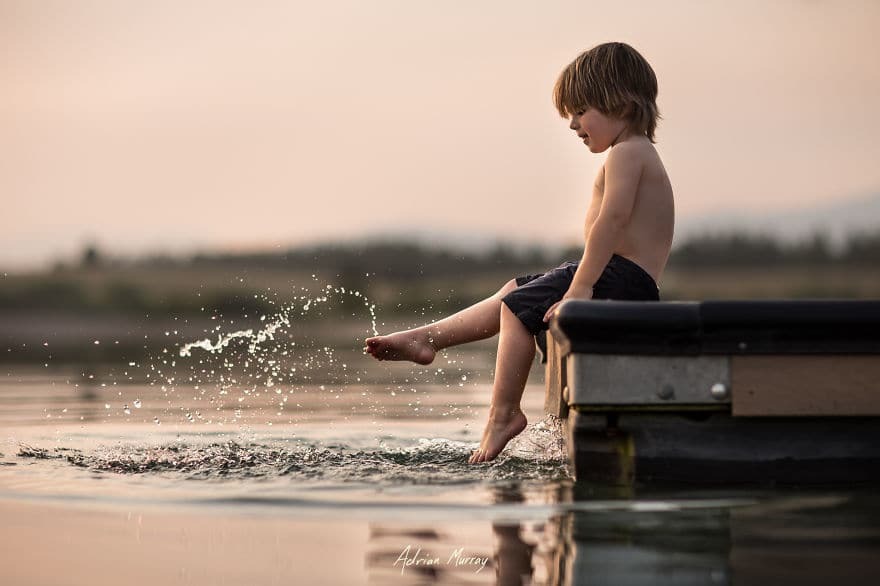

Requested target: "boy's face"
[{"left": 568, "top": 107, "right": 629, "bottom": 153}]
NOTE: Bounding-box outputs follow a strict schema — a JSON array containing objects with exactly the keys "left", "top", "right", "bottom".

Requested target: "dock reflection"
[{"left": 365, "top": 484, "right": 880, "bottom": 585}]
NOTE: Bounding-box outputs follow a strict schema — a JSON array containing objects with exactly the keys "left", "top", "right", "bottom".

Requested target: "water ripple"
[{"left": 18, "top": 434, "right": 571, "bottom": 485}]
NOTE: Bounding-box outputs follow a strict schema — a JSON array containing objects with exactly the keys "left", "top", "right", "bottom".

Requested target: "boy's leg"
[
  {"left": 467, "top": 256, "right": 663, "bottom": 462},
  {"left": 468, "top": 302, "right": 533, "bottom": 463},
  {"left": 364, "top": 279, "right": 519, "bottom": 365}
]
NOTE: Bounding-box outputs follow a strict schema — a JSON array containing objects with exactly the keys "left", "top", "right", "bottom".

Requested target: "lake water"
[{"left": 2, "top": 306, "right": 879, "bottom": 585}]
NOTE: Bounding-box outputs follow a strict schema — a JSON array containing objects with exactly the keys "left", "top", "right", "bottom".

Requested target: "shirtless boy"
[{"left": 365, "top": 42, "right": 675, "bottom": 463}]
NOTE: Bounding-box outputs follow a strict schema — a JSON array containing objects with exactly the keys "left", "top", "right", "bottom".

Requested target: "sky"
[{"left": 2, "top": 0, "right": 879, "bottom": 270}]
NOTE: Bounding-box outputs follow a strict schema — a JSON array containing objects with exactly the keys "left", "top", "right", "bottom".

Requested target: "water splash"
[
  {"left": 134, "top": 282, "right": 391, "bottom": 426},
  {"left": 19, "top": 437, "right": 570, "bottom": 483},
  {"left": 179, "top": 284, "right": 378, "bottom": 359},
  {"left": 506, "top": 415, "right": 568, "bottom": 461},
  {"left": 178, "top": 330, "right": 257, "bottom": 357}
]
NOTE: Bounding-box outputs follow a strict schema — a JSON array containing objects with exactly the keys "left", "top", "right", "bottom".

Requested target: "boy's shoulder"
[
  {"left": 606, "top": 136, "right": 662, "bottom": 172},
  {"left": 604, "top": 137, "right": 653, "bottom": 171},
  {"left": 611, "top": 135, "right": 655, "bottom": 158}
]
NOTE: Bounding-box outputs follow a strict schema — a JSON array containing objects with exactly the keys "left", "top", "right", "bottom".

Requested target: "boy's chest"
[
  {"left": 584, "top": 166, "right": 606, "bottom": 223},
  {"left": 593, "top": 165, "right": 606, "bottom": 196}
]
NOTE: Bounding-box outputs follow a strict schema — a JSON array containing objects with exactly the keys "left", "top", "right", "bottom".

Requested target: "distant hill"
[{"left": 676, "top": 191, "right": 880, "bottom": 249}]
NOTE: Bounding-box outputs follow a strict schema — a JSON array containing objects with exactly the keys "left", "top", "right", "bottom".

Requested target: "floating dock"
[{"left": 544, "top": 300, "right": 880, "bottom": 484}]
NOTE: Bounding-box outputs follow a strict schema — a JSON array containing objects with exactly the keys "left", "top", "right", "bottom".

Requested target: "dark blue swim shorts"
[{"left": 501, "top": 254, "right": 660, "bottom": 336}]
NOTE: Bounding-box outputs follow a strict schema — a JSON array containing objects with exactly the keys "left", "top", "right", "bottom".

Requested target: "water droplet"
[
  {"left": 123, "top": 405, "right": 131, "bottom": 415},
  {"left": 133, "top": 399, "right": 142, "bottom": 408},
  {"left": 153, "top": 417, "right": 161, "bottom": 425}
]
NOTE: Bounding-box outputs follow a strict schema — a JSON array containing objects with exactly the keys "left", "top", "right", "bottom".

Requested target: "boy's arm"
[{"left": 544, "top": 144, "right": 643, "bottom": 321}]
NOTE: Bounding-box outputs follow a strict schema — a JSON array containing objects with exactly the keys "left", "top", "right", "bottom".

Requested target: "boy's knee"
[
  {"left": 496, "top": 278, "right": 518, "bottom": 298},
  {"left": 499, "top": 300, "right": 516, "bottom": 319}
]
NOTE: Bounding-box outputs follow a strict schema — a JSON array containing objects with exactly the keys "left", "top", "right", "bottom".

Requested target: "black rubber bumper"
[{"left": 551, "top": 299, "right": 880, "bottom": 355}]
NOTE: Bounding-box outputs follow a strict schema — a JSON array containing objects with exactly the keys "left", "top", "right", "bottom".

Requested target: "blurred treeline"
[
  {"left": 2, "top": 230, "right": 879, "bottom": 363},
  {"left": 670, "top": 231, "right": 878, "bottom": 267},
  {"left": 3, "top": 230, "right": 880, "bottom": 316}
]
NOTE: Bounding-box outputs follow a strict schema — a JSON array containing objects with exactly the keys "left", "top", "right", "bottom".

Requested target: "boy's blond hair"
[{"left": 553, "top": 42, "right": 660, "bottom": 143}]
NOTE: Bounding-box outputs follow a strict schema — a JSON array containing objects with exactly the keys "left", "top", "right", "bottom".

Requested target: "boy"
[{"left": 365, "top": 42, "right": 675, "bottom": 463}]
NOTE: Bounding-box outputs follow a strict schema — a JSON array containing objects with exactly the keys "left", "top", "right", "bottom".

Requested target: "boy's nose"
[{"left": 569, "top": 118, "right": 578, "bottom": 130}]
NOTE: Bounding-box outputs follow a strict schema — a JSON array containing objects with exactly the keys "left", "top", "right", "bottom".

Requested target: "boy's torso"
[{"left": 586, "top": 137, "right": 674, "bottom": 285}]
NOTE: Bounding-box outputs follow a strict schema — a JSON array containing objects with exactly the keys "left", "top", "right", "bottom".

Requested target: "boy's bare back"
[{"left": 585, "top": 135, "right": 674, "bottom": 285}]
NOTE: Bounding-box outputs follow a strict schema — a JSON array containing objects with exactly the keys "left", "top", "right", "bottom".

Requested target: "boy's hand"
[
  {"left": 543, "top": 287, "right": 593, "bottom": 323},
  {"left": 542, "top": 302, "right": 562, "bottom": 323}
]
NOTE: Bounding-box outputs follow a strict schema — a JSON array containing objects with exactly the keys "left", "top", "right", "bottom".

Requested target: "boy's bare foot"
[
  {"left": 364, "top": 329, "right": 436, "bottom": 365},
  {"left": 468, "top": 407, "right": 527, "bottom": 463}
]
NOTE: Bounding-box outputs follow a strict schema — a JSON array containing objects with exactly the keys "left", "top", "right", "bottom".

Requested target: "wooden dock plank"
[
  {"left": 732, "top": 355, "right": 880, "bottom": 416},
  {"left": 543, "top": 330, "right": 569, "bottom": 419}
]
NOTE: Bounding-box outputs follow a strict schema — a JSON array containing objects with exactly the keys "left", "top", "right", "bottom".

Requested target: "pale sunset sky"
[{"left": 2, "top": 0, "right": 879, "bottom": 270}]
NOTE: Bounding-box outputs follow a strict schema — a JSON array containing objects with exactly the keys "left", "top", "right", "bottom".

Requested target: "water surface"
[{"left": 3, "top": 346, "right": 879, "bottom": 584}]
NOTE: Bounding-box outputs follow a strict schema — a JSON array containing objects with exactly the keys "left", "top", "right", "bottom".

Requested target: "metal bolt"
[
  {"left": 657, "top": 384, "right": 675, "bottom": 400},
  {"left": 710, "top": 383, "right": 729, "bottom": 401}
]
